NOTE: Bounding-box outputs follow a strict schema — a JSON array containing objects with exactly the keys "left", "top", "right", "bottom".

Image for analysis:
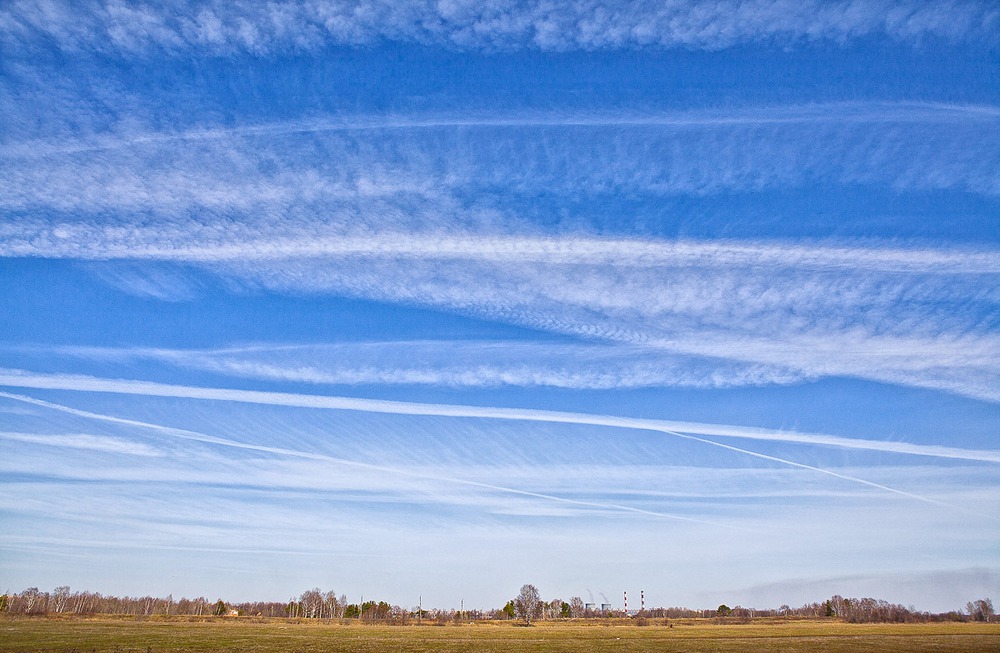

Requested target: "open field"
[{"left": 2, "top": 616, "right": 998, "bottom": 653}]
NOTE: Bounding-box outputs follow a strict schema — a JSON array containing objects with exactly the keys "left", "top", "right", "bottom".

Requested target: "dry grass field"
[{"left": 2, "top": 616, "right": 998, "bottom": 653}]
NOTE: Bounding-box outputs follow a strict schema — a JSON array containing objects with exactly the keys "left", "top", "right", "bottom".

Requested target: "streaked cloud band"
[
  {"left": 3, "top": 229, "right": 999, "bottom": 273},
  {"left": 3, "top": 1, "right": 997, "bottom": 55},
  {"left": 1, "top": 371, "right": 997, "bottom": 464}
]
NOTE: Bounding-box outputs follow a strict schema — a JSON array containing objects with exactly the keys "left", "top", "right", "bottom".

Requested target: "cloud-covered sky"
[{"left": 1, "top": 0, "right": 998, "bottom": 613}]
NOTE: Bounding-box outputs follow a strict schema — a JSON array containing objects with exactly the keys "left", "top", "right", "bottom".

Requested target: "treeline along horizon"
[{"left": 0, "top": 586, "right": 993, "bottom": 624}]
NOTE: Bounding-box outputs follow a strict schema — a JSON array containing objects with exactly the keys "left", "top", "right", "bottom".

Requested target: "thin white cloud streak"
[
  {"left": 6, "top": 102, "right": 997, "bottom": 157},
  {"left": 635, "top": 331, "right": 1000, "bottom": 404},
  {"left": 4, "top": 229, "right": 999, "bottom": 274},
  {"left": 3, "top": 105, "right": 999, "bottom": 213},
  {"left": 655, "top": 427, "right": 962, "bottom": 510},
  {"left": 32, "top": 341, "right": 809, "bottom": 390},
  {"left": 17, "top": 338, "right": 991, "bottom": 408},
  {"left": 184, "top": 356, "right": 802, "bottom": 390},
  {"left": 0, "top": 535, "right": 373, "bottom": 558},
  {"left": 2, "top": 221, "right": 997, "bottom": 326},
  {"left": 1, "top": 451, "right": 564, "bottom": 523},
  {"left": 0, "top": 372, "right": 995, "bottom": 464},
  {"left": 1, "top": 372, "right": 997, "bottom": 467},
  {"left": 5, "top": 220, "right": 997, "bottom": 322},
  {"left": 5, "top": 445, "right": 990, "bottom": 511},
  {"left": 0, "top": 389, "right": 732, "bottom": 527},
  {"left": 0, "top": 478, "right": 437, "bottom": 534},
  {"left": 0, "top": 485, "right": 413, "bottom": 558},
  {"left": 84, "top": 263, "right": 203, "bottom": 302},
  {"left": 0, "top": 431, "right": 162, "bottom": 457},
  {"left": 1, "top": 1, "right": 997, "bottom": 55}
]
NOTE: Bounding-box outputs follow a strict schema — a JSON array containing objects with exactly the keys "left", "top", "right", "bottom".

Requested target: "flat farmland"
[{"left": 2, "top": 617, "right": 998, "bottom": 653}]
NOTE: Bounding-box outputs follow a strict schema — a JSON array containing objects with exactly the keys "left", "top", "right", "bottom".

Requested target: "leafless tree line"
[
  {"left": 0, "top": 586, "right": 991, "bottom": 624},
  {"left": 0, "top": 587, "right": 476, "bottom": 623},
  {"left": 710, "top": 596, "right": 993, "bottom": 623},
  {"left": 1, "top": 587, "right": 211, "bottom": 617}
]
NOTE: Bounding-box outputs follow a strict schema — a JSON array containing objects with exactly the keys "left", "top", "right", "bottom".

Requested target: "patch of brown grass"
[{"left": 1, "top": 614, "right": 997, "bottom": 653}]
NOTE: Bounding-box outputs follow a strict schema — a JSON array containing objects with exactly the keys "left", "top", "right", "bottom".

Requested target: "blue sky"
[{"left": 1, "top": 1, "right": 998, "bottom": 613}]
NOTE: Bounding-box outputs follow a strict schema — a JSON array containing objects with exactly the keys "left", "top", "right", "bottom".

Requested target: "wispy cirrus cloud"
[
  {"left": 208, "top": 247, "right": 1000, "bottom": 403},
  {"left": 2, "top": 1, "right": 997, "bottom": 55},
  {"left": 1, "top": 104, "right": 997, "bottom": 402},
  {"left": 0, "top": 431, "right": 162, "bottom": 456},
  {"left": 26, "top": 341, "right": 810, "bottom": 390},
  {"left": 3, "top": 104, "right": 998, "bottom": 215},
  {"left": 8, "top": 336, "right": 994, "bottom": 408},
  {"left": 2, "top": 224, "right": 998, "bottom": 401}
]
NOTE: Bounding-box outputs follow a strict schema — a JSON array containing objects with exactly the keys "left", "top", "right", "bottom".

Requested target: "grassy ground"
[{"left": 2, "top": 616, "right": 998, "bottom": 653}]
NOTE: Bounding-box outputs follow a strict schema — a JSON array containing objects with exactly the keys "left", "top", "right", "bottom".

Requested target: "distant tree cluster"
[
  {"left": 0, "top": 586, "right": 992, "bottom": 625},
  {"left": 0, "top": 587, "right": 398, "bottom": 621},
  {"left": 780, "top": 595, "right": 976, "bottom": 623},
  {"left": 288, "top": 588, "right": 345, "bottom": 619}
]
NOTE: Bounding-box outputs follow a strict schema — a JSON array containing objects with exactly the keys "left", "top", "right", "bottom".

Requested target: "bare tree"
[
  {"left": 300, "top": 588, "right": 323, "bottom": 618},
  {"left": 515, "top": 584, "right": 542, "bottom": 625},
  {"left": 20, "top": 588, "right": 42, "bottom": 615},
  {"left": 51, "top": 586, "right": 70, "bottom": 613},
  {"left": 967, "top": 598, "right": 994, "bottom": 622}
]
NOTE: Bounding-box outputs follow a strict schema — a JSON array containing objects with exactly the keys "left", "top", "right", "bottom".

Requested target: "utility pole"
[{"left": 418, "top": 596, "right": 422, "bottom": 624}]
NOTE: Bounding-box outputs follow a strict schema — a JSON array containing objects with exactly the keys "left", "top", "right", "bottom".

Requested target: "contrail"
[
  {"left": 0, "top": 391, "right": 735, "bottom": 529},
  {"left": 7, "top": 102, "right": 997, "bottom": 158},
  {"left": 3, "top": 230, "right": 998, "bottom": 274},
  {"left": 1, "top": 369, "right": 997, "bottom": 463},
  {"left": 0, "top": 372, "right": 977, "bottom": 511},
  {"left": 656, "top": 428, "right": 960, "bottom": 510}
]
